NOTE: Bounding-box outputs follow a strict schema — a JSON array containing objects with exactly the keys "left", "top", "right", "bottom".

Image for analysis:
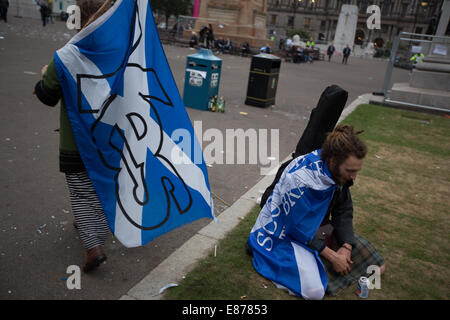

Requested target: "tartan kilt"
[{"left": 321, "top": 234, "right": 385, "bottom": 296}]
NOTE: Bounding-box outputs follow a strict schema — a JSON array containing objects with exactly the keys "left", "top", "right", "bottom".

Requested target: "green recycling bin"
[
  {"left": 245, "top": 53, "right": 281, "bottom": 108},
  {"left": 183, "top": 48, "right": 222, "bottom": 110}
]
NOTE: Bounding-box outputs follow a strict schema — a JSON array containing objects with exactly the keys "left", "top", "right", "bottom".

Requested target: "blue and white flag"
[
  {"left": 247, "top": 150, "right": 335, "bottom": 300},
  {"left": 54, "top": 0, "right": 214, "bottom": 247}
]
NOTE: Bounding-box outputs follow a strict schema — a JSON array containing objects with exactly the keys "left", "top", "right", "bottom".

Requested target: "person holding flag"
[{"left": 34, "top": 0, "right": 214, "bottom": 272}]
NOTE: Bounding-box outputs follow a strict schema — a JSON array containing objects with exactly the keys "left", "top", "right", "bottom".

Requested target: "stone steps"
[{"left": 387, "top": 82, "right": 450, "bottom": 111}]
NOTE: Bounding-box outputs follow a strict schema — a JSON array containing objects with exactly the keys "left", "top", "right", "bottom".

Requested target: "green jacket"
[
  {"left": 410, "top": 53, "right": 424, "bottom": 63},
  {"left": 34, "top": 59, "right": 85, "bottom": 173}
]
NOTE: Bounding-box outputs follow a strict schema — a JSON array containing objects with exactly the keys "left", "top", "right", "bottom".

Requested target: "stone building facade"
[{"left": 267, "top": 0, "right": 444, "bottom": 47}]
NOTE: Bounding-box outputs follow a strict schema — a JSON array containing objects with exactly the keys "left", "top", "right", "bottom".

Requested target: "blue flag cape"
[
  {"left": 53, "top": 0, "right": 214, "bottom": 247},
  {"left": 247, "top": 150, "right": 335, "bottom": 299}
]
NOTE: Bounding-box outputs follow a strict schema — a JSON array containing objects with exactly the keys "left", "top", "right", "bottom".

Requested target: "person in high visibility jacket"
[{"left": 410, "top": 53, "right": 424, "bottom": 64}]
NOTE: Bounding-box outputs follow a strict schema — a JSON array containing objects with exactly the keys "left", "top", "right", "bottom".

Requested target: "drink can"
[{"left": 356, "top": 276, "right": 370, "bottom": 298}]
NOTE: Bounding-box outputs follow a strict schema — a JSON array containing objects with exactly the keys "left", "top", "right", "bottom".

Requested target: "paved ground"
[{"left": 0, "top": 16, "right": 409, "bottom": 299}]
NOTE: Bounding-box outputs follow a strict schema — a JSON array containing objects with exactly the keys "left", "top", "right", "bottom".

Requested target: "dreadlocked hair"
[
  {"left": 78, "top": 0, "right": 115, "bottom": 29},
  {"left": 321, "top": 124, "right": 367, "bottom": 167}
]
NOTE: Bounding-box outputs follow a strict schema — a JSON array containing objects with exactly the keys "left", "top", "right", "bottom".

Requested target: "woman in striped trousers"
[
  {"left": 66, "top": 172, "right": 109, "bottom": 272},
  {"left": 34, "top": 0, "right": 115, "bottom": 273}
]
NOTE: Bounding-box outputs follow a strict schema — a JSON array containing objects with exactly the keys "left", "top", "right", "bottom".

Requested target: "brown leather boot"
[{"left": 83, "top": 245, "right": 107, "bottom": 273}]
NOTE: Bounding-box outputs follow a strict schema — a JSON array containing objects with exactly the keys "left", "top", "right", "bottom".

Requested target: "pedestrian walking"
[
  {"left": 0, "top": 0, "right": 9, "bottom": 23},
  {"left": 327, "top": 41, "right": 335, "bottom": 62},
  {"left": 342, "top": 44, "right": 351, "bottom": 64},
  {"left": 33, "top": 0, "right": 114, "bottom": 273},
  {"left": 206, "top": 23, "right": 215, "bottom": 49},
  {"left": 199, "top": 25, "right": 208, "bottom": 48},
  {"left": 47, "top": 0, "right": 54, "bottom": 24},
  {"left": 38, "top": 0, "right": 49, "bottom": 27}
]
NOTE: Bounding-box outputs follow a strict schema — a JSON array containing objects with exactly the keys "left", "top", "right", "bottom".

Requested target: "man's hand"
[
  {"left": 337, "top": 245, "right": 353, "bottom": 264},
  {"left": 41, "top": 64, "right": 48, "bottom": 76},
  {"left": 331, "top": 253, "right": 352, "bottom": 275},
  {"left": 320, "top": 246, "right": 352, "bottom": 275}
]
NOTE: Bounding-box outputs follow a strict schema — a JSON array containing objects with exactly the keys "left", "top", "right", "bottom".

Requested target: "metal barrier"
[{"left": 381, "top": 31, "right": 450, "bottom": 113}]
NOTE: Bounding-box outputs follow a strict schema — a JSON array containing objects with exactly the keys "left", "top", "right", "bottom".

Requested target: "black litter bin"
[{"left": 245, "top": 53, "right": 281, "bottom": 108}]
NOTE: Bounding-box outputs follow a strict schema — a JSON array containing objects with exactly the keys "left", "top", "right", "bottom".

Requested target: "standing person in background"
[
  {"left": 189, "top": 31, "right": 198, "bottom": 49},
  {"left": 47, "top": 0, "right": 54, "bottom": 24},
  {"left": 0, "top": 0, "right": 9, "bottom": 23},
  {"left": 410, "top": 52, "right": 425, "bottom": 65},
  {"left": 206, "top": 23, "right": 215, "bottom": 49},
  {"left": 342, "top": 45, "right": 351, "bottom": 64},
  {"left": 305, "top": 45, "right": 313, "bottom": 63},
  {"left": 327, "top": 41, "right": 335, "bottom": 62},
  {"left": 38, "top": 0, "right": 49, "bottom": 27},
  {"left": 199, "top": 25, "right": 208, "bottom": 48}
]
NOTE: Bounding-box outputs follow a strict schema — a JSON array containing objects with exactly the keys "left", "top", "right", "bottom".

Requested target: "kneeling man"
[{"left": 247, "top": 125, "right": 385, "bottom": 299}]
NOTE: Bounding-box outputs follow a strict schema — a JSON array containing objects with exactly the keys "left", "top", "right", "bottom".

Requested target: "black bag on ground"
[{"left": 260, "top": 85, "right": 348, "bottom": 208}]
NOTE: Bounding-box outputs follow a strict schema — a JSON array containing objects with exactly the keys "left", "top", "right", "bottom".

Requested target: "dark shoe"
[{"left": 83, "top": 246, "right": 107, "bottom": 273}]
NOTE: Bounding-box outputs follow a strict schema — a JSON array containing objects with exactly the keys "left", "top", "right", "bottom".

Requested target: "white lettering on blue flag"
[
  {"left": 248, "top": 150, "right": 334, "bottom": 299},
  {"left": 54, "top": 0, "right": 214, "bottom": 247}
]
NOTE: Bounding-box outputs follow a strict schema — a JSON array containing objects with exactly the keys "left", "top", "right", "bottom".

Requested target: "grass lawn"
[{"left": 164, "top": 104, "right": 450, "bottom": 300}]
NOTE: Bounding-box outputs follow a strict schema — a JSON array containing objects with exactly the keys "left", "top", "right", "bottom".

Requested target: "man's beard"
[{"left": 330, "top": 162, "right": 345, "bottom": 186}]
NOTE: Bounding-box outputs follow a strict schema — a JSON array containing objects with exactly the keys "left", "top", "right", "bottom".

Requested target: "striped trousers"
[{"left": 66, "top": 171, "right": 110, "bottom": 250}]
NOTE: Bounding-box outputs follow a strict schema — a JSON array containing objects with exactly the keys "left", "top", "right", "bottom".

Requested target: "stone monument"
[
  {"left": 333, "top": 5, "right": 358, "bottom": 53},
  {"left": 192, "top": 0, "right": 271, "bottom": 48}
]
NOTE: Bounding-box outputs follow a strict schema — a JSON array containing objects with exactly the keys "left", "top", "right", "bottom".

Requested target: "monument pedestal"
[
  {"left": 387, "top": 0, "right": 450, "bottom": 112},
  {"left": 187, "top": 0, "right": 272, "bottom": 49},
  {"left": 410, "top": 58, "right": 450, "bottom": 92},
  {"left": 388, "top": 55, "right": 450, "bottom": 111},
  {"left": 388, "top": 82, "right": 450, "bottom": 110}
]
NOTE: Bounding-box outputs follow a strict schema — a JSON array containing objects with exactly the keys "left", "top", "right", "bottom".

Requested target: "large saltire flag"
[
  {"left": 247, "top": 150, "right": 335, "bottom": 300},
  {"left": 53, "top": 0, "right": 214, "bottom": 247}
]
